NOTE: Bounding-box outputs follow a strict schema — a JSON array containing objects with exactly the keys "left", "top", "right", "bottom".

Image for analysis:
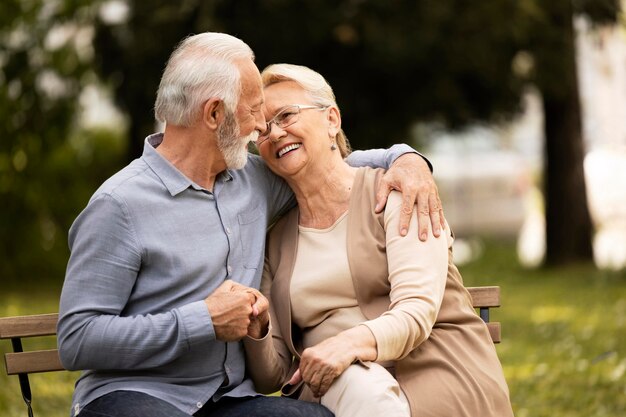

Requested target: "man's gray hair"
[{"left": 155, "top": 32, "right": 254, "bottom": 127}]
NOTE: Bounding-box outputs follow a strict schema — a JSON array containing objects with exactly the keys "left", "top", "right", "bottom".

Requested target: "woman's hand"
[
  {"left": 292, "top": 325, "right": 378, "bottom": 397},
  {"left": 246, "top": 289, "right": 270, "bottom": 339},
  {"left": 375, "top": 153, "right": 445, "bottom": 240}
]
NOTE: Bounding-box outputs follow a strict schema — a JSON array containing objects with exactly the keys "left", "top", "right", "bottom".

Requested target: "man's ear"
[
  {"left": 327, "top": 106, "right": 342, "bottom": 137},
  {"left": 202, "top": 98, "right": 224, "bottom": 130}
]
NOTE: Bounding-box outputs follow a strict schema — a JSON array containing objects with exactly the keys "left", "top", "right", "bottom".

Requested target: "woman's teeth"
[{"left": 277, "top": 143, "right": 302, "bottom": 158}]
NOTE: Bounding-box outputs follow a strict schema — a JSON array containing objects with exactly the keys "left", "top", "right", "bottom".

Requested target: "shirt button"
[
  {"left": 197, "top": 402, "right": 203, "bottom": 409},
  {"left": 227, "top": 265, "right": 232, "bottom": 274},
  {"left": 226, "top": 227, "right": 232, "bottom": 234}
]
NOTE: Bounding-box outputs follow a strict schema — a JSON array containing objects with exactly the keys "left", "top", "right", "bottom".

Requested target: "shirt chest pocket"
[{"left": 238, "top": 206, "right": 265, "bottom": 269}]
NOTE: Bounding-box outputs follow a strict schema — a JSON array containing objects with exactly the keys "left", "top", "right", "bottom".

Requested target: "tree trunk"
[
  {"left": 542, "top": 97, "right": 593, "bottom": 265},
  {"left": 538, "top": 3, "right": 593, "bottom": 265}
]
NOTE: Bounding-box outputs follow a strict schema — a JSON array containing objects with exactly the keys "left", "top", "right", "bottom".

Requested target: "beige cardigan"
[{"left": 244, "top": 167, "right": 514, "bottom": 417}]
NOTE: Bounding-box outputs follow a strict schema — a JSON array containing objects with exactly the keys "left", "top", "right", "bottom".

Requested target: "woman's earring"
[{"left": 330, "top": 142, "right": 337, "bottom": 151}]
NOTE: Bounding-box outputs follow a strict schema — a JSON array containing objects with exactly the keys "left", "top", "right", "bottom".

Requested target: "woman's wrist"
[
  {"left": 247, "top": 313, "right": 270, "bottom": 339},
  {"left": 341, "top": 325, "right": 378, "bottom": 362}
]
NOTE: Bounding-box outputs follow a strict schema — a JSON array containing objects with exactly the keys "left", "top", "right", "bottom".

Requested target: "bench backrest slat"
[
  {"left": 0, "top": 313, "right": 58, "bottom": 339},
  {"left": 466, "top": 286, "right": 500, "bottom": 308},
  {"left": 486, "top": 322, "right": 501, "bottom": 344},
  {"left": 5, "top": 350, "right": 64, "bottom": 375},
  {"left": 467, "top": 286, "right": 501, "bottom": 343}
]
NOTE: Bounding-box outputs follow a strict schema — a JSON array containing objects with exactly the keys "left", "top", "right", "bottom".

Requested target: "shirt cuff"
[
  {"left": 386, "top": 144, "right": 433, "bottom": 172},
  {"left": 177, "top": 300, "right": 215, "bottom": 346}
]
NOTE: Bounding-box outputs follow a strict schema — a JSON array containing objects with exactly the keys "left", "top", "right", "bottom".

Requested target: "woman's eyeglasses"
[{"left": 255, "top": 104, "right": 328, "bottom": 147}]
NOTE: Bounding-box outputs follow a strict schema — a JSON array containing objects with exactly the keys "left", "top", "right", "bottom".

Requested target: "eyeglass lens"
[{"left": 260, "top": 105, "right": 299, "bottom": 139}]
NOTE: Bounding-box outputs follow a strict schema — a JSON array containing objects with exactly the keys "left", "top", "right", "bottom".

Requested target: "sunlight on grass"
[
  {"left": 1, "top": 243, "right": 625, "bottom": 417},
  {"left": 530, "top": 305, "right": 575, "bottom": 323}
]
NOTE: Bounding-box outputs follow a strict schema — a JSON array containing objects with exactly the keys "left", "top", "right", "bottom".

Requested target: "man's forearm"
[
  {"left": 57, "top": 195, "right": 216, "bottom": 371},
  {"left": 345, "top": 144, "right": 433, "bottom": 172}
]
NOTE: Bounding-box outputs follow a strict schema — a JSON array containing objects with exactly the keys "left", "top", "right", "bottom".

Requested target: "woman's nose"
[
  {"left": 268, "top": 123, "right": 286, "bottom": 143},
  {"left": 270, "top": 126, "right": 282, "bottom": 143}
]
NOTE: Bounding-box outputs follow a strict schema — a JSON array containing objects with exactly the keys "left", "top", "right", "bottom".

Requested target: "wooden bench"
[
  {"left": 0, "top": 286, "right": 501, "bottom": 416},
  {"left": 468, "top": 285, "right": 502, "bottom": 344}
]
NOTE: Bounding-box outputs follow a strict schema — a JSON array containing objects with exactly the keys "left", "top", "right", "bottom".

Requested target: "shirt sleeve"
[
  {"left": 57, "top": 193, "right": 214, "bottom": 371},
  {"left": 361, "top": 191, "right": 451, "bottom": 361},
  {"left": 345, "top": 144, "right": 433, "bottom": 172}
]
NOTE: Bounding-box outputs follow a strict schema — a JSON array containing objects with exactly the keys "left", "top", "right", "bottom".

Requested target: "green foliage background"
[{"left": 0, "top": 0, "right": 126, "bottom": 284}]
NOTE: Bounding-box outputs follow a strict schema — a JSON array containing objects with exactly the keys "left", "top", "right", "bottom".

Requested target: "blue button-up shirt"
[{"left": 57, "top": 133, "right": 414, "bottom": 415}]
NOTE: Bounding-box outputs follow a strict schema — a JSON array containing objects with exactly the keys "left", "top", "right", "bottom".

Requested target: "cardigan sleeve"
[
  {"left": 243, "top": 260, "right": 295, "bottom": 394},
  {"left": 361, "top": 191, "right": 451, "bottom": 362}
]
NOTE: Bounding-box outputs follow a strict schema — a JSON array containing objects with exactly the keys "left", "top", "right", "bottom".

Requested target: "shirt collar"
[
  {"left": 143, "top": 133, "right": 196, "bottom": 196},
  {"left": 142, "top": 133, "right": 234, "bottom": 196}
]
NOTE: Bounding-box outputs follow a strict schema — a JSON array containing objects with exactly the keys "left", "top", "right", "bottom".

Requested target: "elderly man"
[{"left": 57, "top": 32, "right": 443, "bottom": 417}]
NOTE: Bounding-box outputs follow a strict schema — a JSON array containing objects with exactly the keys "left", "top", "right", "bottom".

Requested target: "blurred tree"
[
  {"left": 217, "top": 0, "right": 619, "bottom": 266},
  {"left": 0, "top": 0, "right": 125, "bottom": 282},
  {"left": 93, "top": 0, "right": 206, "bottom": 160},
  {"left": 94, "top": 0, "right": 528, "bottom": 155},
  {"left": 529, "top": 1, "right": 597, "bottom": 265},
  {"left": 91, "top": 0, "right": 619, "bottom": 266}
]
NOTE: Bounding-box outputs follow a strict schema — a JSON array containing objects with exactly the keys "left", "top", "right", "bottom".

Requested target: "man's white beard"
[{"left": 217, "top": 111, "right": 259, "bottom": 170}]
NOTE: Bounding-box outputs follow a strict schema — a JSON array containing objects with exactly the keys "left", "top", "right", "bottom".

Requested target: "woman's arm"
[
  {"left": 243, "top": 261, "right": 295, "bottom": 394},
  {"left": 362, "top": 190, "right": 450, "bottom": 361}
]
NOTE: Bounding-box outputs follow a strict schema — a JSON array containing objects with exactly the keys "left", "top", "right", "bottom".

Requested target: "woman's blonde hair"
[{"left": 261, "top": 64, "right": 351, "bottom": 157}]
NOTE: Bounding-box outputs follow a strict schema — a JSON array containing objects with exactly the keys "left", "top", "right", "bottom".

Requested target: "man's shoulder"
[{"left": 93, "top": 159, "right": 152, "bottom": 200}]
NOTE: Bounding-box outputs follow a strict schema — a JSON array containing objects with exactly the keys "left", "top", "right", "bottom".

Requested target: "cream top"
[
  {"left": 291, "top": 211, "right": 363, "bottom": 349},
  {"left": 290, "top": 191, "right": 452, "bottom": 361}
]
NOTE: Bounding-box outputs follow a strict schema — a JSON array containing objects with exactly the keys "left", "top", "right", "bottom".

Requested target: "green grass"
[
  {"left": 1, "top": 242, "right": 625, "bottom": 417},
  {"left": 459, "top": 242, "right": 626, "bottom": 417}
]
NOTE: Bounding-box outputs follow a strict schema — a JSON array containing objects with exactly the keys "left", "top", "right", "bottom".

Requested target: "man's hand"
[
  {"left": 375, "top": 153, "right": 445, "bottom": 240},
  {"left": 204, "top": 280, "right": 266, "bottom": 341}
]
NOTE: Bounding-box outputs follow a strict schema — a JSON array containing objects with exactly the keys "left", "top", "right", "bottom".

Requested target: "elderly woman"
[{"left": 244, "top": 64, "right": 514, "bottom": 417}]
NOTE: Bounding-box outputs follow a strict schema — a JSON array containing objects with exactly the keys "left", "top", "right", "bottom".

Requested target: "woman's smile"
[{"left": 276, "top": 143, "right": 302, "bottom": 158}]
